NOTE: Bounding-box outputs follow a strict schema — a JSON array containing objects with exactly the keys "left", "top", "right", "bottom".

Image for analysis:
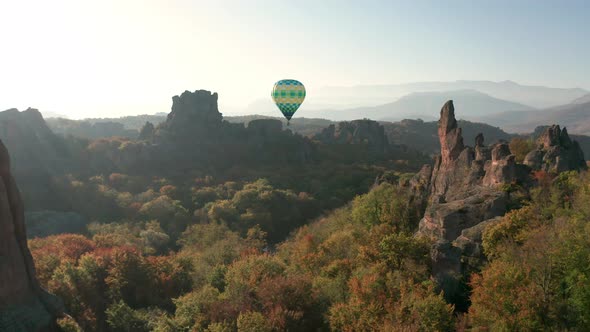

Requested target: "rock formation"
[
  {"left": 0, "top": 108, "right": 69, "bottom": 174},
  {"left": 0, "top": 139, "right": 64, "bottom": 331},
  {"left": 413, "top": 101, "right": 587, "bottom": 306},
  {"left": 313, "top": 119, "right": 389, "bottom": 152},
  {"left": 156, "top": 90, "right": 223, "bottom": 140},
  {"left": 0, "top": 108, "right": 74, "bottom": 211},
  {"left": 142, "top": 90, "right": 315, "bottom": 169},
  {"left": 524, "top": 125, "right": 586, "bottom": 172}
]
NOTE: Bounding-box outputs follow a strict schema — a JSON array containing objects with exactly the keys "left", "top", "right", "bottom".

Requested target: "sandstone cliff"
[{"left": 0, "top": 140, "right": 64, "bottom": 331}]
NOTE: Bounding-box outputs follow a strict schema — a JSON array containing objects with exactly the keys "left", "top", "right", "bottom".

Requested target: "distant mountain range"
[
  {"left": 480, "top": 100, "right": 590, "bottom": 135},
  {"left": 230, "top": 80, "right": 587, "bottom": 121},
  {"left": 318, "top": 90, "right": 534, "bottom": 121},
  {"left": 313, "top": 80, "right": 588, "bottom": 109}
]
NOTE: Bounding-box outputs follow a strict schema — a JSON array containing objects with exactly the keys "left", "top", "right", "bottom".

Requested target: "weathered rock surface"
[
  {"left": 414, "top": 100, "right": 587, "bottom": 306},
  {"left": 415, "top": 101, "right": 523, "bottom": 302},
  {"left": 0, "top": 140, "right": 64, "bottom": 331},
  {"left": 418, "top": 101, "right": 514, "bottom": 235},
  {"left": 524, "top": 124, "right": 586, "bottom": 172}
]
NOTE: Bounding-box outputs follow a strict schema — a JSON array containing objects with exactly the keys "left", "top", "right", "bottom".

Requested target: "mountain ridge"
[
  {"left": 480, "top": 100, "right": 590, "bottom": 135},
  {"left": 316, "top": 80, "right": 588, "bottom": 109}
]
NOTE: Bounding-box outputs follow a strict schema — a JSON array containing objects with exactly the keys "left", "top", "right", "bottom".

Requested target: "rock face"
[
  {"left": 0, "top": 140, "right": 63, "bottom": 331},
  {"left": 156, "top": 90, "right": 222, "bottom": 140},
  {"left": 415, "top": 101, "right": 524, "bottom": 302},
  {"left": 524, "top": 125, "right": 586, "bottom": 172},
  {"left": 141, "top": 90, "right": 315, "bottom": 169},
  {"left": 414, "top": 101, "right": 587, "bottom": 306},
  {"left": 313, "top": 119, "right": 389, "bottom": 152},
  {"left": 0, "top": 108, "right": 74, "bottom": 211}
]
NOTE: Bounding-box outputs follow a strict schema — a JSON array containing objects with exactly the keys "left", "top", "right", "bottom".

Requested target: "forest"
[
  {"left": 3, "top": 2, "right": 589, "bottom": 331},
  {"left": 2, "top": 91, "right": 590, "bottom": 332},
  {"left": 29, "top": 169, "right": 590, "bottom": 331}
]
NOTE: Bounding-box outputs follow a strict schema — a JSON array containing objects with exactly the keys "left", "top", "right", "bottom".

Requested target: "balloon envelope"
[{"left": 271, "top": 79, "right": 306, "bottom": 121}]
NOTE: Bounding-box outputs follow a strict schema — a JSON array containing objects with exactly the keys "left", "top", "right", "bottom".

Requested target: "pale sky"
[{"left": 0, "top": 0, "right": 588, "bottom": 118}]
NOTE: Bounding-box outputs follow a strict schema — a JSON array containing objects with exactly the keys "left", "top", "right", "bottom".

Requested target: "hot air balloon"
[{"left": 271, "top": 79, "right": 306, "bottom": 125}]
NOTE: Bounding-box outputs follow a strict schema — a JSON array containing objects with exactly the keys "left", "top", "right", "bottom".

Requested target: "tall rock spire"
[{"left": 438, "top": 100, "right": 464, "bottom": 165}]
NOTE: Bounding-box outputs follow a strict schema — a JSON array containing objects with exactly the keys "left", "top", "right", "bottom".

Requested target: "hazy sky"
[{"left": 1, "top": 0, "right": 588, "bottom": 118}]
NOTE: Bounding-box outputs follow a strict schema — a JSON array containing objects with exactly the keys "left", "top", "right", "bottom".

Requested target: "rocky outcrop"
[
  {"left": 438, "top": 102, "right": 464, "bottom": 164},
  {"left": 0, "top": 108, "right": 69, "bottom": 175},
  {"left": 155, "top": 90, "right": 223, "bottom": 141},
  {"left": 0, "top": 108, "right": 75, "bottom": 210},
  {"left": 524, "top": 125, "right": 586, "bottom": 172},
  {"left": 419, "top": 102, "right": 514, "bottom": 236},
  {"left": 141, "top": 90, "right": 315, "bottom": 168},
  {"left": 313, "top": 119, "right": 389, "bottom": 152},
  {"left": 482, "top": 143, "right": 518, "bottom": 186},
  {"left": 413, "top": 101, "right": 587, "bottom": 306},
  {"left": 166, "top": 90, "right": 222, "bottom": 128},
  {"left": 414, "top": 101, "right": 525, "bottom": 303},
  {"left": 0, "top": 140, "right": 64, "bottom": 331}
]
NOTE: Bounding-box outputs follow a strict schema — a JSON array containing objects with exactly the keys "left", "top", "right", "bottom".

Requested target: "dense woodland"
[
  {"left": 29, "top": 170, "right": 590, "bottom": 331},
  {"left": 4, "top": 92, "right": 590, "bottom": 331}
]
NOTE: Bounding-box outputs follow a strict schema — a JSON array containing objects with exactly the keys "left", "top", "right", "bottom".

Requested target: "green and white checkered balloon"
[{"left": 271, "top": 79, "right": 306, "bottom": 124}]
